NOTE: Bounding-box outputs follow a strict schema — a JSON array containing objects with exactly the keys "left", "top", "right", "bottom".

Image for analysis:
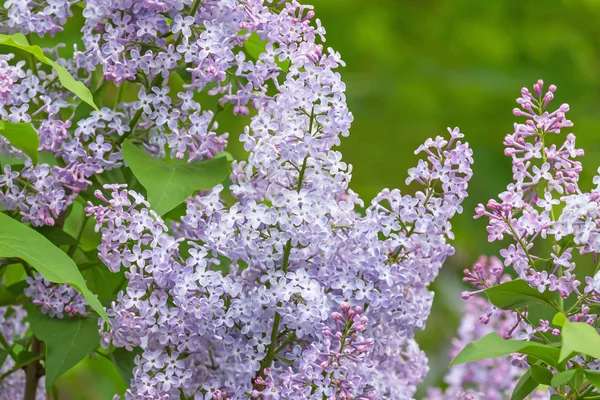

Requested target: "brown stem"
[{"left": 23, "top": 337, "right": 41, "bottom": 400}]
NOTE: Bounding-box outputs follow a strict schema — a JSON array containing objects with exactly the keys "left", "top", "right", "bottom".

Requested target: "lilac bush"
[
  {"left": 450, "top": 81, "right": 600, "bottom": 399},
  {"left": 0, "top": 0, "right": 474, "bottom": 399}
]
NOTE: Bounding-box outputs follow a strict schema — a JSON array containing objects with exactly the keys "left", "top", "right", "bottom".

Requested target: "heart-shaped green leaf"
[
  {"left": 122, "top": 139, "right": 229, "bottom": 216},
  {"left": 27, "top": 306, "right": 100, "bottom": 390}
]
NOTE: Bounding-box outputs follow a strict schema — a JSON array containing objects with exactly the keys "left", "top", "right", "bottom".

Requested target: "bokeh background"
[{"left": 47, "top": 0, "right": 600, "bottom": 397}]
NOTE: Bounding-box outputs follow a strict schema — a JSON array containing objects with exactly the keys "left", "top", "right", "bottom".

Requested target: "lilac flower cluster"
[
  {"left": 0, "top": 0, "right": 73, "bottom": 36},
  {"left": 88, "top": 121, "right": 471, "bottom": 397},
  {"left": 0, "top": 49, "right": 108, "bottom": 226},
  {"left": 474, "top": 80, "right": 583, "bottom": 297},
  {"left": 24, "top": 273, "right": 87, "bottom": 318},
  {"left": 428, "top": 260, "right": 549, "bottom": 400},
  {"left": 455, "top": 81, "right": 600, "bottom": 399},
  {"left": 0, "top": 306, "right": 45, "bottom": 400},
  {"left": 0, "top": 0, "right": 475, "bottom": 397}
]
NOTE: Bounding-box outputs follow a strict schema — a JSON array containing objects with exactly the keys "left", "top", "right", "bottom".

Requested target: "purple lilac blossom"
[
  {"left": 0, "top": 0, "right": 475, "bottom": 397},
  {"left": 0, "top": 0, "right": 73, "bottom": 36},
  {"left": 475, "top": 80, "right": 583, "bottom": 297},
  {"left": 24, "top": 273, "right": 88, "bottom": 318},
  {"left": 428, "top": 257, "right": 550, "bottom": 400},
  {"left": 0, "top": 306, "right": 45, "bottom": 399}
]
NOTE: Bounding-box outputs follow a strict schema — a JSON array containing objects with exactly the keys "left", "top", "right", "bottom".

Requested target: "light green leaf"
[
  {"left": 551, "top": 369, "right": 582, "bottom": 388},
  {"left": 0, "top": 213, "right": 107, "bottom": 320},
  {"left": 27, "top": 306, "right": 100, "bottom": 390},
  {"left": 559, "top": 319, "right": 600, "bottom": 362},
  {"left": 122, "top": 139, "right": 229, "bottom": 216},
  {"left": 0, "top": 33, "right": 97, "bottom": 110},
  {"left": 484, "top": 279, "right": 558, "bottom": 310},
  {"left": 552, "top": 312, "right": 567, "bottom": 327},
  {"left": 0, "top": 121, "right": 39, "bottom": 164},
  {"left": 450, "top": 332, "right": 560, "bottom": 368},
  {"left": 511, "top": 371, "right": 539, "bottom": 400}
]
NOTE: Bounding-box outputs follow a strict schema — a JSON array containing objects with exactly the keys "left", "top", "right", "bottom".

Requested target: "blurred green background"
[{"left": 51, "top": 0, "right": 600, "bottom": 397}]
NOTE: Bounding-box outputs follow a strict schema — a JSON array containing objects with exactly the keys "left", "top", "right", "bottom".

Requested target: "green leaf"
[
  {"left": 16, "top": 350, "right": 38, "bottom": 365},
  {"left": 530, "top": 364, "right": 553, "bottom": 386},
  {"left": 551, "top": 369, "right": 583, "bottom": 387},
  {"left": 0, "top": 350, "right": 8, "bottom": 367},
  {"left": 559, "top": 320, "right": 600, "bottom": 362},
  {"left": 450, "top": 332, "right": 560, "bottom": 368},
  {"left": 550, "top": 395, "right": 566, "bottom": 400},
  {"left": 27, "top": 306, "right": 100, "bottom": 390},
  {"left": 0, "top": 121, "right": 40, "bottom": 164},
  {"left": 585, "top": 370, "right": 600, "bottom": 390},
  {"left": 34, "top": 226, "right": 76, "bottom": 248},
  {"left": 484, "top": 279, "right": 558, "bottom": 310},
  {"left": 0, "top": 213, "right": 107, "bottom": 320},
  {"left": 553, "top": 312, "right": 567, "bottom": 327},
  {"left": 0, "top": 280, "right": 28, "bottom": 306},
  {"left": 83, "top": 266, "right": 126, "bottom": 306},
  {"left": 111, "top": 347, "right": 142, "bottom": 385},
  {"left": 0, "top": 34, "right": 97, "bottom": 110},
  {"left": 511, "top": 371, "right": 539, "bottom": 400},
  {"left": 122, "top": 139, "right": 229, "bottom": 216}
]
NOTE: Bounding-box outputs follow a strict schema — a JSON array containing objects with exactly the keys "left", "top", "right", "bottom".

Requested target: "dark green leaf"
[
  {"left": 530, "top": 364, "right": 553, "bottom": 386},
  {"left": 0, "top": 121, "right": 39, "bottom": 164},
  {"left": 0, "top": 350, "right": 8, "bottom": 367},
  {"left": 0, "top": 213, "right": 107, "bottom": 320},
  {"left": 551, "top": 369, "right": 583, "bottom": 388},
  {"left": 111, "top": 347, "right": 142, "bottom": 384},
  {"left": 550, "top": 395, "right": 566, "bottom": 400},
  {"left": 34, "top": 226, "right": 77, "bottom": 248},
  {"left": 83, "top": 266, "right": 126, "bottom": 306},
  {"left": 0, "top": 34, "right": 97, "bottom": 109},
  {"left": 585, "top": 370, "right": 600, "bottom": 390},
  {"left": 27, "top": 306, "right": 100, "bottom": 390},
  {"left": 484, "top": 279, "right": 558, "bottom": 310},
  {"left": 122, "top": 139, "right": 229, "bottom": 216},
  {"left": 451, "top": 332, "right": 560, "bottom": 368},
  {"left": 0, "top": 280, "right": 28, "bottom": 306},
  {"left": 16, "top": 350, "right": 38, "bottom": 365},
  {"left": 511, "top": 371, "right": 539, "bottom": 400}
]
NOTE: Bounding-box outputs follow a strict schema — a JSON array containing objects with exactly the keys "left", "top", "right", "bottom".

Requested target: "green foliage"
[
  {"left": 0, "top": 33, "right": 97, "bottom": 109},
  {"left": 551, "top": 369, "right": 583, "bottom": 388},
  {"left": 0, "top": 121, "right": 40, "bottom": 164},
  {"left": 484, "top": 279, "right": 558, "bottom": 310},
  {"left": 0, "top": 213, "right": 107, "bottom": 320},
  {"left": 553, "top": 313, "right": 600, "bottom": 362},
  {"left": 0, "top": 281, "right": 27, "bottom": 306},
  {"left": 27, "top": 306, "right": 100, "bottom": 390},
  {"left": 530, "top": 364, "right": 553, "bottom": 386},
  {"left": 511, "top": 371, "right": 539, "bottom": 400},
  {"left": 111, "top": 347, "right": 142, "bottom": 385},
  {"left": 122, "top": 139, "right": 229, "bottom": 216},
  {"left": 450, "top": 332, "right": 559, "bottom": 368}
]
